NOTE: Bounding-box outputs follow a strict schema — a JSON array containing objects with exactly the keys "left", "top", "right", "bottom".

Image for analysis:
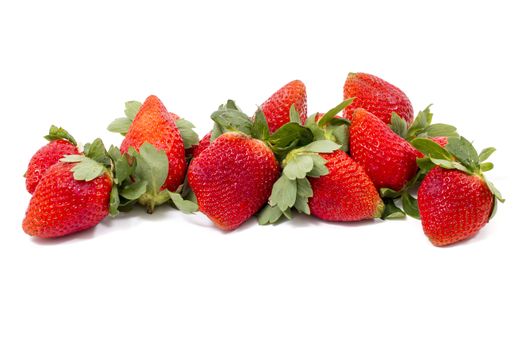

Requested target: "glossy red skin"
[
  {"left": 23, "top": 162, "right": 112, "bottom": 238},
  {"left": 191, "top": 132, "right": 212, "bottom": 159},
  {"left": 25, "top": 140, "right": 80, "bottom": 194},
  {"left": 343, "top": 72, "right": 413, "bottom": 124},
  {"left": 418, "top": 167, "right": 494, "bottom": 246},
  {"left": 261, "top": 80, "right": 307, "bottom": 133},
  {"left": 188, "top": 132, "right": 280, "bottom": 231},
  {"left": 415, "top": 136, "right": 448, "bottom": 158},
  {"left": 309, "top": 151, "right": 383, "bottom": 221},
  {"left": 350, "top": 108, "right": 418, "bottom": 191},
  {"left": 121, "top": 95, "right": 186, "bottom": 191}
]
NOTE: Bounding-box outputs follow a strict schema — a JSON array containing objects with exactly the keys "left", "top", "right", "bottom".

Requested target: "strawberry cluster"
[{"left": 22, "top": 73, "right": 504, "bottom": 246}]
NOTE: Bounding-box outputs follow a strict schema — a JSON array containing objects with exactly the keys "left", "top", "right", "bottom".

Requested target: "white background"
[{"left": 1, "top": 1, "right": 524, "bottom": 349}]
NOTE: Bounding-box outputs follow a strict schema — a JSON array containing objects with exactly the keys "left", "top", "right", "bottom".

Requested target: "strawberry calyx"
[
  {"left": 44, "top": 125, "right": 78, "bottom": 146},
  {"left": 389, "top": 105, "right": 458, "bottom": 141},
  {"left": 303, "top": 98, "right": 354, "bottom": 152}
]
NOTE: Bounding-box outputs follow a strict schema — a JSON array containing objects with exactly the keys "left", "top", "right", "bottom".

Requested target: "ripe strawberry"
[
  {"left": 120, "top": 95, "right": 186, "bottom": 191},
  {"left": 413, "top": 136, "right": 504, "bottom": 246},
  {"left": 350, "top": 108, "right": 418, "bottom": 191},
  {"left": 261, "top": 80, "right": 307, "bottom": 132},
  {"left": 191, "top": 132, "right": 211, "bottom": 159},
  {"left": 418, "top": 167, "right": 493, "bottom": 246},
  {"left": 343, "top": 72, "right": 413, "bottom": 124},
  {"left": 188, "top": 132, "right": 280, "bottom": 231},
  {"left": 23, "top": 162, "right": 112, "bottom": 238},
  {"left": 309, "top": 150, "right": 383, "bottom": 221},
  {"left": 25, "top": 126, "right": 79, "bottom": 194}
]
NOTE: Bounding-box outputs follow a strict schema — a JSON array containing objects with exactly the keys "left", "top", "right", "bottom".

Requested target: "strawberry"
[
  {"left": 413, "top": 136, "right": 504, "bottom": 246},
  {"left": 343, "top": 72, "right": 413, "bottom": 124},
  {"left": 108, "top": 97, "right": 199, "bottom": 212},
  {"left": 188, "top": 132, "right": 280, "bottom": 230},
  {"left": 308, "top": 150, "right": 383, "bottom": 221},
  {"left": 191, "top": 132, "right": 211, "bottom": 159},
  {"left": 23, "top": 162, "right": 112, "bottom": 238},
  {"left": 350, "top": 108, "right": 418, "bottom": 191},
  {"left": 261, "top": 80, "right": 307, "bottom": 133},
  {"left": 25, "top": 126, "right": 80, "bottom": 194},
  {"left": 120, "top": 96, "right": 186, "bottom": 191}
]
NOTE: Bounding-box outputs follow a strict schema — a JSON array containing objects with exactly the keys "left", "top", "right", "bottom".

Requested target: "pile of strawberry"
[{"left": 22, "top": 73, "right": 504, "bottom": 246}]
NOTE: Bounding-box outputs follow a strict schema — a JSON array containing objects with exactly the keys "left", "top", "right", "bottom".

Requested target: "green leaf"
[
  {"left": 304, "top": 113, "right": 320, "bottom": 127},
  {"left": 124, "top": 101, "right": 142, "bottom": 120},
  {"left": 175, "top": 118, "right": 200, "bottom": 149},
  {"left": 301, "top": 140, "right": 341, "bottom": 153},
  {"left": 294, "top": 195, "right": 310, "bottom": 214},
  {"left": 411, "top": 138, "right": 453, "bottom": 160},
  {"left": 429, "top": 158, "right": 470, "bottom": 173},
  {"left": 489, "top": 200, "right": 498, "bottom": 221},
  {"left": 107, "top": 118, "right": 132, "bottom": 135},
  {"left": 120, "top": 180, "right": 148, "bottom": 200},
  {"left": 115, "top": 156, "right": 133, "bottom": 184},
  {"left": 61, "top": 154, "right": 84, "bottom": 163},
  {"left": 401, "top": 192, "right": 420, "bottom": 219},
  {"left": 44, "top": 125, "right": 77, "bottom": 145},
  {"left": 131, "top": 143, "right": 169, "bottom": 194},
  {"left": 307, "top": 154, "right": 329, "bottom": 177},
  {"left": 282, "top": 208, "right": 293, "bottom": 220},
  {"left": 445, "top": 136, "right": 479, "bottom": 171},
  {"left": 480, "top": 162, "right": 494, "bottom": 172},
  {"left": 258, "top": 204, "right": 285, "bottom": 225},
  {"left": 269, "top": 175, "right": 297, "bottom": 211},
  {"left": 296, "top": 178, "right": 313, "bottom": 198},
  {"left": 283, "top": 155, "right": 314, "bottom": 180},
  {"left": 169, "top": 192, "right": 199, "bottom": 214},
  {"left": 109, "top": 186, "right": 120, "bottom": 217},
  {"left": 479, "top": 147, "right": 496, "bottom": 162},
  {"left": 211, "top": 122, "right": 223, "bottom": 142},
  {"left": 268, "top": 123, "right": 314, "bottom": 159},
  {"left": 317, "top": 98, "right": 354, "bottom": 127},
  {"left": 289, "top": 104, "right": 301, "bottom": 123},
  {"left": 252, "top": 107, "right": 271, "bottom": 141},
  {"left": 485, "top": 179, "right": 505, "bottom": 203},
  {"left": 381, "top": 198, "right": 406, "bottom": 219},
  {"left": 380, "top": 188, "right": 402, "bottom": 198},
  {"left": 63, "top": 156, "right": 106, "bottom": 181},
  {"left": 389, "top": 113, "right": 408, "bottom": 138},
  {"left": 416, "top": 157, "right": 436, "bottom": 173},
  {"left": 330, "top": 125, "right": 349, "bottom": 152},
  {"left": 107, "top": 145, "right": 121, "bottom": 162},
  {"left": 407, "top": 105, "right": 433, "bottom": 139},
  {"left": 210, "top": 108, "right": 252, "bottom": 137},
  {"left": 425, "top": 123, "right": 458, "bottom": 138},
  {"left": 84, "top": 138, "right": 110, "bottom": 165}
]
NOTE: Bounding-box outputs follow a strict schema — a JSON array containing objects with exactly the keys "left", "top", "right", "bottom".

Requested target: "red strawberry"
[
  {"left": 309, "top": 150, "right": 383, "bottom": 221},
  {"left": 343, "top": 72, "right": 413, "bottom": 124},
  {"left": 191, "top": 132, "right": 211, "bottom": 159},
  {"left": 261, "top": 80, "right": 307, "bottom": 132},
  {"left": 418, "top": 167, "right": 494, "bottom": 246},
  {"left": 26, "top": 140, "right": 79, "bottom": 194},
  {"left": 22, "top": 162, "right": 112, "bottom": 238},
  {"left": 350, "top": 108, "right": 418, "bottom": 191},
  {"left": 413, "top": 136, "right": 504, "bottom": 246},
  {"left": 25, "top": 126, "right": 80, "bottom": 194},
  {"left": 120, "top": 95, "right": 186, "bottom": 191},
  {"left": 188, "top": 132, "right": 280, "bottom": 230}
]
